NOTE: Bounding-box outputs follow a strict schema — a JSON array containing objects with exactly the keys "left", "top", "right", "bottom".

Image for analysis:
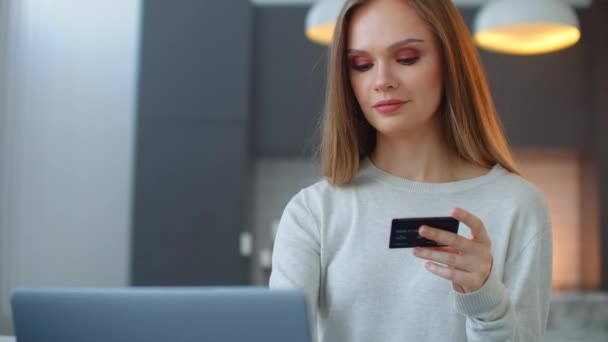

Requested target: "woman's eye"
[
  {"left": 398, "top": 57, "right": 420, "bottom": 65},
  {"left": 351, "top": 63, "right": 373, "bottom": 72}
]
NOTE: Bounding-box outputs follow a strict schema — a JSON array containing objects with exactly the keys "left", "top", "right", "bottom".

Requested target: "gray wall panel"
[
  {"left": 138, "top": 0, "right": 251, "bottom": 122},
  {"left": 132, "top": 0, "right": 251, "bottom": 285},
  {"left": 252, "top": 7, "right": 326, "bottom": 156},
  {"left": 586, "top": 1, "right": 608, "bottom": 290},
  {"left": 133, "top": 121, "right": 249, "bottom": 285}
]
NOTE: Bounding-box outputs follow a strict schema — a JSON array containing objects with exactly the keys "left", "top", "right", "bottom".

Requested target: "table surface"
[{"left": 0, "top": 337, "right": 15, "bottom": 342}]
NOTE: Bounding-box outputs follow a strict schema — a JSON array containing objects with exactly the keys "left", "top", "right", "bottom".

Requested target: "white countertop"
[{"left": 0, "top": 337, "right": 15, "bottom": 342}]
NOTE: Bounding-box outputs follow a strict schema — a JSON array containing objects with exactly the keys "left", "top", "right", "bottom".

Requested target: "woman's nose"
[{"left": 374, "top": 62, "right": 399, "bottom": 92}]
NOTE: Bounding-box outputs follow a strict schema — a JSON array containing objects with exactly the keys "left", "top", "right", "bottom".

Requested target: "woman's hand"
[{"left": 412, "top": 208, "right": 493, "bottom": 294}]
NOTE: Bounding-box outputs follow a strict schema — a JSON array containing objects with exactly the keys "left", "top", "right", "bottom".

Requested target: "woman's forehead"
[{"left": 347, "top": 0, "right": 433, "bottom": 51}]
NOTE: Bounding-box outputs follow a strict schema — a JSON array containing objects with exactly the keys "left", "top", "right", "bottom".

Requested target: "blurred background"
[{"left": 0, "top": 0, "right": 606, "bottom": 340}]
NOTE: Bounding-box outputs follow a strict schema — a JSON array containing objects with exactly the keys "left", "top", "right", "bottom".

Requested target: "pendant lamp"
[
  {"left": 474, "top": 0, "right": 581, "bottom": 55},
  {"left": 305, "top": 0, "right": 345, "bottom": 45}
]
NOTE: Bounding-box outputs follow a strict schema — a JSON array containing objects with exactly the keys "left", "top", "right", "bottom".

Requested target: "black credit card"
[{"left": 389, "top": 216, "right": 459, "bottom": 248}]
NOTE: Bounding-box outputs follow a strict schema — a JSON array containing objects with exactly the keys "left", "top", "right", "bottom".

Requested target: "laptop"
[{"left": 11, "top": 287, "right": 311, "bottom": 342}]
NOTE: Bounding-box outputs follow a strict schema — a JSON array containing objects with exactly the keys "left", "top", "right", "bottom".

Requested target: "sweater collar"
[{"left": 359, "top": 158, "right": 508, "bottom": 193}]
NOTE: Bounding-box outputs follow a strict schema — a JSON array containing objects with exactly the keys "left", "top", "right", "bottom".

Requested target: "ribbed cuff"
[{"left": 453, "top": 276, "right": 509, "bottom": 321}]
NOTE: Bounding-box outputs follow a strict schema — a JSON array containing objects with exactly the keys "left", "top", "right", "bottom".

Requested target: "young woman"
[{"left": 269, "top": 0, "right": 553, "bottom": 341}]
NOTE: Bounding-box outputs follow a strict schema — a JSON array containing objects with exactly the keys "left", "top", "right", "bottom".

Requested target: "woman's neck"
[{"left": 370, "top": 120, "right": 484, "bottom": 183}]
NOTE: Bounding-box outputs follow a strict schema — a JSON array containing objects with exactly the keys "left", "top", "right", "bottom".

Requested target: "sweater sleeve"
[
  {"left": 453, "top": 218, "right": 553, "bottom": 342},
  {"left": 268, "top": 190, "right": 321, "bottom": 342}
]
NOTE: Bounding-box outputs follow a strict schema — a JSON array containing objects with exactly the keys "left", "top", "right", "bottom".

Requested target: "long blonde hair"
[{"left": 320, "top": 0, "right": 518, "bottom": 185}]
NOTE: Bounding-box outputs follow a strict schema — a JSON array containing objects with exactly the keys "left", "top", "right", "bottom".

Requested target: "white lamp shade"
[
  {"left": 474, "top": 0, "right": 581, "bottom": 55},
  {"left": 305, "top": 0, "right": 346, "bottom": 45}
]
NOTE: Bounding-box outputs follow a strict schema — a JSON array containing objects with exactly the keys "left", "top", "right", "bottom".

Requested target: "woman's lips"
[{"left": 374, "top": 100, "right": 408, "bottom": 114}]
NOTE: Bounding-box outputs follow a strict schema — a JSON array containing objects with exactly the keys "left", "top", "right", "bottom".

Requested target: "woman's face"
[{"left": 347, "top": 0, "right": 443, "bottom": 139}]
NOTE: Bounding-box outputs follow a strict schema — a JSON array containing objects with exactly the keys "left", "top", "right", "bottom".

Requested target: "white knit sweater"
[{"left": 270, "top": 159, "right": 552, "bottom": 342}]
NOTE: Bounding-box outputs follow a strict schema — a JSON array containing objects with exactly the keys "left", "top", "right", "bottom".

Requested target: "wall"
[
  {"left": 252, "top": 7, "right": 326, "bottom": 156},
  {"left": 0, "top": 0, "right": 11, "bottom": 334},
  {"left": 0, "top": 0, "right": 141, "bottom": 333},
  {"left": 586, "top": 0, "right": 608, "bottom": 290},
  {"left": 130, "top": 0, "right": 252, "bottom": 285}
]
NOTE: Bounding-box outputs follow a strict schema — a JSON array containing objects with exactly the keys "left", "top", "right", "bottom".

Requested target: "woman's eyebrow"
[
  {"left": 347, "top": 38, "right": 425, "bottom": 54},
  {"left": 388, "top": 38, "right": 425, "bottom": 50}
]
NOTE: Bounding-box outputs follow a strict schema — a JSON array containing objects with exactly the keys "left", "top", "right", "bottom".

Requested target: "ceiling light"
[
  {"left": 305, "top": 0, "right": 345, "bottom": 45},
  {"left": 474, "top": 0, "right": 581, "bottom": 55}
]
